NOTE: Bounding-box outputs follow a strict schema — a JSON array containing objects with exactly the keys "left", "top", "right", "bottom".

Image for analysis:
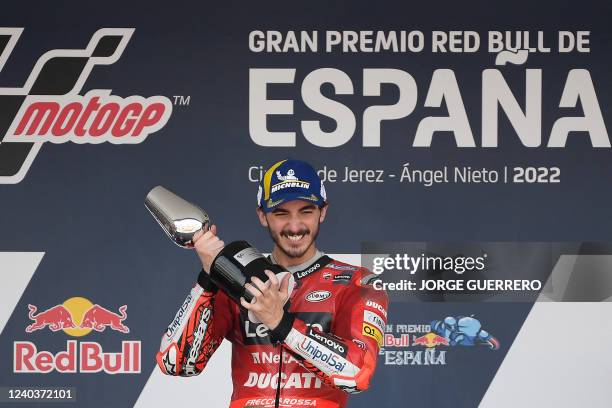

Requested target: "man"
[{"left": 157, "top": 159, "right": 388, "bottom": 408}]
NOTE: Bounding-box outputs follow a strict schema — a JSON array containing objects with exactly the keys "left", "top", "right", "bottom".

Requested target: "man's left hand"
[{"left": 240, "top": 270, "right": 291, "bottom": 330}]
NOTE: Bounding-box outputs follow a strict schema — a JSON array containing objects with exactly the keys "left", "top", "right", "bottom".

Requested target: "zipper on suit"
[{"left": 274, "top": 344, "right": 283, "bottom": 408}]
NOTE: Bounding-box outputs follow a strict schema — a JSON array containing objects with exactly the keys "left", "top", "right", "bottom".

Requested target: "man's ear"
[
  {"left": 319, "top": 203, "right": 328, "bottom": 223},
  {"left": 256, "top": 207, "right": 268, "bottom": 227}
]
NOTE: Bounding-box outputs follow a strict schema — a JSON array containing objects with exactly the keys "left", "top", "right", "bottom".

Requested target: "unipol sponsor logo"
[
  {"left": 0, "top": 27, "right": 173, "bottom": 184},
  {"left": 166, "top": 293, "right": 194, "bottom": 338},
  {"left": 297, "top": 338, "right": 347, "bottom": 372}
]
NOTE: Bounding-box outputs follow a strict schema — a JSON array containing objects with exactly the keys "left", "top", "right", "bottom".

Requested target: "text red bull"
[
  {"left": 384, "top": 334, "right": 410, "bottom": 347},
  {"left": 14, "top": 340, "right": 141, "bottom": 374}
]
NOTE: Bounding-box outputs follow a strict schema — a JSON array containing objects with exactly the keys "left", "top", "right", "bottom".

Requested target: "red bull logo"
[
  {"left": 80, "top": 304, "right": 129, "bottom": 333},
  {"left": 14, "top": 340, "right": 140, "bottom": 374},
  {"left": 25, "top": 304, "right": 76, "bottom": 332},
  {"left": 24, "top": 297, "right": 129, "bottom": 335},
  {"left": 15, "top": 296, "right": 140, "bottom": 374},
  {"left": 412, "top": 332, "right": 450, "bottom": 348}
]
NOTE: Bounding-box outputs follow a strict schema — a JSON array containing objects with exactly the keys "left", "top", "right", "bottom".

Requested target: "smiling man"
[
  {"left": 256, "top": 159, "right": 328, "bottom": 269},
  {"left": 157, "top": 159, "right": 388, "bottom": 408}
]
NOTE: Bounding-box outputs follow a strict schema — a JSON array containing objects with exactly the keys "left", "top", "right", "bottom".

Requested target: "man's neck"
[{"left": 271, "top": 245, "right": 319, "bottom": 269}]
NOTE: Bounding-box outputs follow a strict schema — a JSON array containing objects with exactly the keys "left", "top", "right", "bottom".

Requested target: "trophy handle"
[{"left": 210, "top": 241, "right": 294, "bottom": 323}]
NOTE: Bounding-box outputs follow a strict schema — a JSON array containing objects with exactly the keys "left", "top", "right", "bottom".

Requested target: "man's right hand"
[{"left": 193, "top": 224, "right": 224, "bottom": 273}]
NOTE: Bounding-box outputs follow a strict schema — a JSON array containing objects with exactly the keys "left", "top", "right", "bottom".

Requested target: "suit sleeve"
[
  {"left": 270, "top": 270, "right": 388, "bottom": 394},
  {"left": 156, "top": 270, "right": 234, "bottom": 377}
]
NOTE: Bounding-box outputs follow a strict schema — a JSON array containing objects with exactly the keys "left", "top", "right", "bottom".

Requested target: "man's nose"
[{"left": 285, "top": 217, "right": 304, "bottom": 233}]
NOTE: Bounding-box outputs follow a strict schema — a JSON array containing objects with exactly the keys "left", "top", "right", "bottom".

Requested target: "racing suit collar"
[{"left": 270, "top": 249, "right": 325, "bottom": 274}]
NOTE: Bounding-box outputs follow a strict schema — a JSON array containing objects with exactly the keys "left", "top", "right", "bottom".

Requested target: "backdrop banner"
[{"left": 1, "top": 1, "right": 611, "bottom": 407}]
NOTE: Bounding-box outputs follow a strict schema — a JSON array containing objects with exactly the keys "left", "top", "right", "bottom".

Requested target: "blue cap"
[{"left": 257, "top": 159, "right": 327, "bottom": 213}]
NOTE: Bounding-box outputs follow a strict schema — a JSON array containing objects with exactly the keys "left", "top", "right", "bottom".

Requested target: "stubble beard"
[{"left": 268, "top": 223, "right": 320, "bottom": 260}]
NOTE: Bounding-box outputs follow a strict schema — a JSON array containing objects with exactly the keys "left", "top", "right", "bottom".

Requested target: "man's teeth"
[{"left": 287, "top": 234, "right": 304, "bottom": 241}]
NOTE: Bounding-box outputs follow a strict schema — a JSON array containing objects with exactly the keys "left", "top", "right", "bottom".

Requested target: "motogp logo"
[{"left": 0, "top": 28, "right": 173, "bottom": 184}]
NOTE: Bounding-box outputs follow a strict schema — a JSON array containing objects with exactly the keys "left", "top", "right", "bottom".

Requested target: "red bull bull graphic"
[
  {"left": 411, "top": 334, "right": 430, "bottom": 347},
  {"left": 14, "top": 297, "right": 140, "bottom": 374},
  {"left": 80, "top": 304, "right": 129, "bottom": 333},
  {"left": 412, "top": 333, "right": 450, "bottom": 348},
  {"left": 25, "top": 304, "right": 76, "bottom": 332},
  {"left": 432, "top": 335, "right": 450, "bottom": 346},
  {"left": 24, "top": 298, "right": 130, "bottom": 335}
]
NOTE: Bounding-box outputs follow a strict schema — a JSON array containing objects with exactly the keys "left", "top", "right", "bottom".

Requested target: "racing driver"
[{"left": 157, "top": 159, "right": 389, "bottom": 408}]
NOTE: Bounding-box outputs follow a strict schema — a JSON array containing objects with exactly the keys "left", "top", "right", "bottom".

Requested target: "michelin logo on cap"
[
  {"left": 257, "top": 159, "right": 327, "bottom": 212},
  {"left": 275, "top": 169, "right": 298, "bottom": 181}
]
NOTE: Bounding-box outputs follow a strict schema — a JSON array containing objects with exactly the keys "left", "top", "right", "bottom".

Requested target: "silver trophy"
[
  {"left": 145, "top": 186, "right": 294, "bottom": 323},
  {"left": 144, "top": 186, "right": 210, "bottom": 248}
]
